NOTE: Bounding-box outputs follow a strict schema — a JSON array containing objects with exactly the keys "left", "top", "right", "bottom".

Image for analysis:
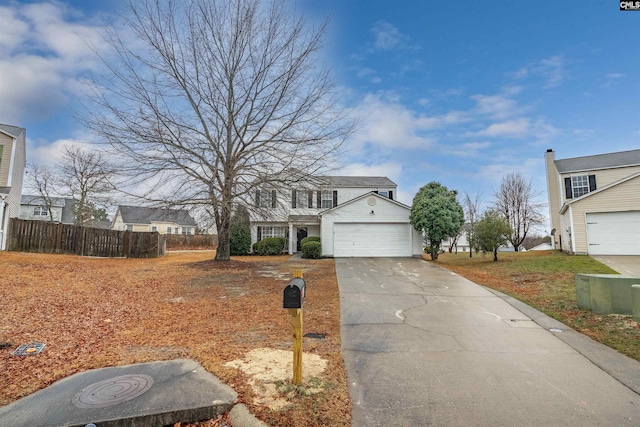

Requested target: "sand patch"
[{"left": 225, "top": 348, "right": 328, "bottom": 409}]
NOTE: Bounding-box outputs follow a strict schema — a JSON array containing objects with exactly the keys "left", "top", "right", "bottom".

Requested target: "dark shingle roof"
[
  {"left": 118, "top": 205, "right": 197, "bottom": 226},
  {"left": 322, "top": 176, "right": 396, "bottom": 188},
  {"left": 21, "top": 195, "right": 67, "bottom": 207},
  {"left": 0, "top": 124, "right": 25, "bottom": 138},
  {"left": 555, "top": 149, "right": 640, "bottom": 173}
]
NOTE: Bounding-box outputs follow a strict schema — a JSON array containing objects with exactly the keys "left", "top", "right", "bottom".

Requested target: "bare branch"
[{"left": 82, "top": 0, "right": 353, "bottom": 260}]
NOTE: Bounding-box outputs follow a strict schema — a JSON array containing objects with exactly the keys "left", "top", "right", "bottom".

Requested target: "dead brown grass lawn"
[{"left": 0, "top": 251, "right": 351, "bottom": 427}]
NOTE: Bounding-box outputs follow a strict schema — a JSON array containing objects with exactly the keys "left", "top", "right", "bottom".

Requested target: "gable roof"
[
  {"left": 559, "top": 171, "right": 640, "bottom": 213},
  {"left": 555, "top": 148, "right": 640, "bottom": 173},
  {"left": 0, "top": 124, "right": 25, "bottom": 138},
  {"left": 21, "top": 195, "right": 68, "bottom": 208},
  {"left": 117, "top": 205, "right": 197, "bottom": 226},
  {"left": 323, "top": 176, "right": 396, "bottom": 188},
  {"left": 319, "top": 191, "right": 410, "bottom": 215}
]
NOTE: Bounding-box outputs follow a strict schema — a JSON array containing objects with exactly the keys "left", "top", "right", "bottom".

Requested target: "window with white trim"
[
  {"left": 167, "top": 227, "right": 172, "bottom": 234},
  {"left": 261, "top": 226, "right": 286, "bottom": 239},
  {"left": 126, "top": 224, "right": 133, "bottom": 231},
  {"left": 295, "top": 190, "right": 308, "bottom": 208},
  {"left": 33, "top": 206, "right": 48, "bottom": 216},
  {"left": 174, "top": 227, "right": 179, "bottom": 234},
  {"left": 321, "top": 190, "right": 333, "bottom": 208},
  {"left": 182, "top": 227, "right": 192, "bottom": 235},
  {"left": 571, "top": 175, "right": 589, "bottom": 198},
  {"left": 258, "top": 189, "right": 273, "bottom": 208},
  {"left": 378, "top": 191, "right": 389, "bottom": 198},
  {"left": 151, "top": 226, "right": 157, "bottom": 232}
]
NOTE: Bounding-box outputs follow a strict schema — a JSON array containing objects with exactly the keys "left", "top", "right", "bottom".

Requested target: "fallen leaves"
[{"left": 0, "top": 250, "right": 351, "bottom": 426}]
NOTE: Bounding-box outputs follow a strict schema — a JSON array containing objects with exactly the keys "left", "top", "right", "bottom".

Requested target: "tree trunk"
[
  {"left": 493, "top": 249, "right": 498, "bottom": 261},
  {"left": 215, "top": 220, "right": 230, "bottom": 261}
]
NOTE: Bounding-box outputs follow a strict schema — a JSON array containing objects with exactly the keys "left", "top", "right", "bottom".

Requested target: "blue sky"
[{"left": 1, "top": 0, "right": 639, "bottom": 230}]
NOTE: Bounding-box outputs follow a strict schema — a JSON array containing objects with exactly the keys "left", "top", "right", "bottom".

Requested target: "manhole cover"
[
  {"left": 12, "top": 342, "right": 45, "bottom": 356},
  {"left": 72, "top": 374, "right": 154, "bottom": 408}
]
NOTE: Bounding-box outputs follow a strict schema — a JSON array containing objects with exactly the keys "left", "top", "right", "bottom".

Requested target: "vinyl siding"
[
  {"left": 0, "top": 133, "right": 10, "bottom": 186},
  {"left": 569, "top": 175, "right": 640, "bottom": 254},
  {"left": 321, "top": 194, "right": 421, "bottom": 257},
  {"left": 545, "top": 152, "right": 561, "bottom": 247},
  {"left": 19, "top": 205, "right": 64, "bottom": 222},
  {"left": 559, "top": 165, "right": 640, "bottom": 203},
  {"left": 6, "top": 131, "right": 26, "bottom": 219}
]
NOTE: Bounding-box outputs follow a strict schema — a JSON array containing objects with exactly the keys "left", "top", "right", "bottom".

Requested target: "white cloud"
[
  {"left": 448, "top": 141, "right": 492, "bottom": 157},
  {"left": 602, "top": 72, "right": 624, "bottom": 88},
  {"left": 471, "top": 94, "right": 520, "bottom": 120},
  {"left": 514, "top": 55, "right": 568, "bottom": 89},
  {"left": 371, "top": 21, "right": 404, "bottom": 50},
  {"left": 350, "top": 93, "right": 469, "bottom": 151},
  {"left": 0, "top": 6, "right": 30, "bottom": 51},
  {"left": 0, "top": 3, "right": 110, "bottom": 124},
  {"left": 336, "top": 162, "right": 403, "bottom": 182},
  {"left": 471, "top": 118, "right": 531, "bottom": 138},
  {"left": 27, "top": 137, "right": 99, "bottom": 166}
]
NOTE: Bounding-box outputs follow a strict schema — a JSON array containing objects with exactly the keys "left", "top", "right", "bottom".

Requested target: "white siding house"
[
  {"left": 0, "top": 124, "right": 26, "bottom": 250},
  {"left": 250, "top": 175, "right": 422, "bottom": 257},
  {"left": 545, "top": 148, "right": 640, "bottom": 255}
]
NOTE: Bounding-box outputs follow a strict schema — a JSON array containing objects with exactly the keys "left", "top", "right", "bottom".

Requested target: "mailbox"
[{"left": 283, "top": 278, "right": 306, "bottom": 308}]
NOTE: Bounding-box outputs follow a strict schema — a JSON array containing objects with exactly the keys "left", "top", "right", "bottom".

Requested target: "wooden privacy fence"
[
  {"left": 164, "top": 233, "right": 217, "bottom": 250},
  {"left": 7, "top": 218, "right": 165, "bottom": 258}
]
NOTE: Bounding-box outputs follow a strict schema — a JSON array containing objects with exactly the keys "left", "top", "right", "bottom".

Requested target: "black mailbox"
[{"left": 283, "top": 278, "right": 306, "bottom": 309}]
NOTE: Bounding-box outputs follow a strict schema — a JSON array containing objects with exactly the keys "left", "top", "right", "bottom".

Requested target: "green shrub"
[
  {"left": 300, "top": 236, "right": 321, "bottom": 246},
  {"left": 229, "top": 223, "right": 251, "bottom": 256},
  {"left": 301, "top": 241, "right": 322, "bottom": 259},
  {"left": 254, "top": 237, "right": 286, "bottom": 255}
]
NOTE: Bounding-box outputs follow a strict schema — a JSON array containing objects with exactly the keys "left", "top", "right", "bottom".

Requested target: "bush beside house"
[
  {"left": 301, "top": 240, "right": 321, "bottom": 259},
  {"left": 253, "top": 237, "right": 286, "bottom": 255}
]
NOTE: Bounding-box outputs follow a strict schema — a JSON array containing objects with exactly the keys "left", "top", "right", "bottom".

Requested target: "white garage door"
[
  {"left": 586, "top": 212, "right": 640, "bottom": 255},
  {"left": 333, "top": 223, "right": 411, "bottom": 257}
]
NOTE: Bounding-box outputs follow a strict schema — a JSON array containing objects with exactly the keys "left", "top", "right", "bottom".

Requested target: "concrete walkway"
[
  {"left": 592, "top": 255, "right": 640, "bottom": 276},
  {"left": 336, "top": 257, "right": 640, "bottom": 427}
]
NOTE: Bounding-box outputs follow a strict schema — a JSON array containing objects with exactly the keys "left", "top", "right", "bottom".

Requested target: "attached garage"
[
  {"left": 333, "top": 223, "right": 412, "bottom": 257},
  {"left": 320, "top": 193, "right": 423, "bottom": 258},
  {"left": 586, "top": 212, "right": 640, "bottom": 255}
]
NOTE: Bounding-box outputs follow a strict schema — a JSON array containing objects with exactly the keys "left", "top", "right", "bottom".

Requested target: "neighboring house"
[
  {"left": 0, "top": 124, "right": 26, "bottom": 250},
  {"left": 441, "top": 223, "right": 471, "bottom": 253},
  {"left": 20, "top": 195, "right": 75, "bottom": 224},
  {"left": 112, "top": 205, "right": 197, "bottom": 235},
  {"left": 250, "top": 176, "right": 423, "bottom": 257},
  {"left": 545, "top": 148, "right": 640, "bottom": 255},
  {"left": 530, "top": 243, "right": 553, "bottom": 251}
]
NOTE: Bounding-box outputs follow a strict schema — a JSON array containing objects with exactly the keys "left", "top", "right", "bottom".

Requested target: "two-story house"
[
  {"left": 112, "top": 205, "right": 197, "bottom": 235},
  {"left": 545, "top": 148, "right": 640, "bottom": 255},
  {"left": 250, "top": 175, "right": 423, "bottom": 257},
  {"left": 19, "top": 195, "right": 76, "bottom": 224},
  {"left": 0, "top": 124, "right": 26, "bottom": 250}
]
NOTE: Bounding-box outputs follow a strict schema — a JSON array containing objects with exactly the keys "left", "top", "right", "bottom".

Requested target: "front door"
[{"left": 296, "top": 227, "right": 308, "bottom": 251}]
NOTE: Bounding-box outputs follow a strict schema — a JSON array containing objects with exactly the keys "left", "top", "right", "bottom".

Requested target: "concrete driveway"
[
  {"left": 336, "top": 257, "right": 640, "bottom": 427},
  {"left": 592, "top": 256, "right": 640, "bottom": 276}
]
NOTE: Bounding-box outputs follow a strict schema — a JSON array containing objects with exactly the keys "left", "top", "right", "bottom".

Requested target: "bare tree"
[
  {"left": 463, "top": 191, "right": 481, "bottom": 257},
  {"left": 492, "top": 172, "right": 545, "bottom": 251},
  {"left": 84, "top": 0, "right": 352, "bottom": 261},
  {"left": 59, "top": 145, "right": 115, "bottom": 226},
  {"left": 25, "top": 163, "right": 58, "bottom": 222}
]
